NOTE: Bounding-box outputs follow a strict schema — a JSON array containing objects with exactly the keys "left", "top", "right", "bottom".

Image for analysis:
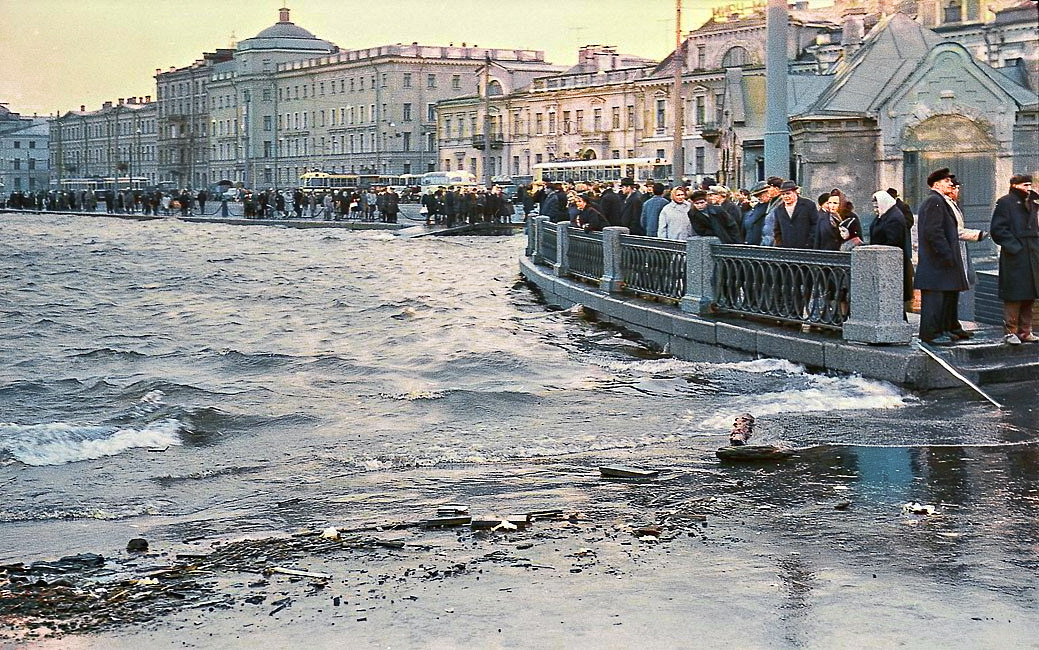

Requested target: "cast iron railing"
[
  {"left": 568, "top": 229, "right": 603, "bottom": 281},
  {"left": 620, "top": 234, "right": 686, "bottom": 301},
  {"left": 712, "top": 244, "right": 851, "bottom": 328}
]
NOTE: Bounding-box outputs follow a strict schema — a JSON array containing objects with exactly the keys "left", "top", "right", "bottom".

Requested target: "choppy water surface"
[{"left": 0, "top": 212, "right": 1036, "bottom": 603}]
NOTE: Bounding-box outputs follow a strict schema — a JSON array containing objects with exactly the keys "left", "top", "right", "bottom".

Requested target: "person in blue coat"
[
  {"left": 639, "top": 183, "right": 668, "bottom": 238},
  {"left": 914, "top": 168, "right": 971, "bottom": 344}
]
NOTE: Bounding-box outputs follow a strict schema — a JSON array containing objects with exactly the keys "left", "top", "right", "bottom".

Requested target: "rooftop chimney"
[
  {"left": 279, "top": 7, "right": 290, "bottom": 22},
  {"left": 841, "top": 8, "right": 867, "bottom": 59}
]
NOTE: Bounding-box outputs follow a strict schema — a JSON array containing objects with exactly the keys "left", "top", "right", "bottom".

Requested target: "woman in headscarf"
[
  {"left": 657, "top": 186, "right": 693, "bottom": 241},
  {"left": 869, "top": 189, "right": 914, "bottom": 316}
]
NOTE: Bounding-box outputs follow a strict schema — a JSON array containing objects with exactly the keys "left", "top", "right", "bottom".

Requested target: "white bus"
[
  {"left": 419, "top": 170, "right": 478, "bottom": 193},
  {"left": 532, "top": 158, "right": 672, "bottom": 185}
]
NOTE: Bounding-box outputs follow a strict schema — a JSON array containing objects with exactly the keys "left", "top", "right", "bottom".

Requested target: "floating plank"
[
  {"left": 916, "top": 341, "right": 1003, "bottom": 409},
  {"left": 715, "top": 445, "right": 794, "bottom": 462},
  {"left": 599, "top": 465, "right": 660, "bottom": 479},
  {"left": 421, "top": 516, "right": 472, "bottom": 528}
]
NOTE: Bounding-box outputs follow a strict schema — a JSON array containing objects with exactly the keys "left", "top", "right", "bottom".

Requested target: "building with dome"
[{"left": 204, "top": 7, "right": 561, "bottom": 189}]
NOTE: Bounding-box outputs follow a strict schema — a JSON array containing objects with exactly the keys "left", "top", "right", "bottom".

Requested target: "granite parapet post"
[
  {"left": 600, "top": 226, "right": 629, "bottom": 293},
  {"left": 553, "top": 221, "right": 570, "bottom": 277},
  {"left": 843, "top": 245, "right": 914, "bottom": 344},
  {"left": 680, "top": 236, "right": 719, "bottom": 315}
]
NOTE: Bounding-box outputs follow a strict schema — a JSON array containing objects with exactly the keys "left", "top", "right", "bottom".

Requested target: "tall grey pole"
[
  {"left": 484, "top": 53, "right": 493, "bottom": 187},
  {"left": 671, "top": 0, "right": 685, "bottom": 184},
  {"left": 764, "top": 0, "right": 790, "bottom": 180}
]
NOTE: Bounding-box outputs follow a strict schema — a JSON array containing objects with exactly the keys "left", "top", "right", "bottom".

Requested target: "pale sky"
[{"left": 0, "top": 0, "right": 722, "bottom": 117}]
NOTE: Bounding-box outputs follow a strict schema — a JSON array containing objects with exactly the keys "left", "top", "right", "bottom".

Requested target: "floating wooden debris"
[
  {"left": 729, "top": 413, "right": 755, "bottom": 446},
  {"left": 715, "top": 445, "right": 794, "bottom": 462},
  {"left": 421, "top": 516, "right": 472, "bottom": 528},
  {"left": 265, "top": 567, "right": 333, "bottom": 580},
  {"left": 599, "top": 465, "right": 660, "bottom": 479}
]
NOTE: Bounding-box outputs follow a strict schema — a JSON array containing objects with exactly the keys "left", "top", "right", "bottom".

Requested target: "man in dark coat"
[
  {"left": 914, "top": 168, "right": 971, "bottom": 344},
  {"left": 989, "top": 173, "right": 1039, "bottom": 344},
  {"left": 689, "top": 190, "right": 741, "bottom": 243},
  {"left": 742, "top": 181, "right": 772, "bottom": 245},
  {"left": 382, "top": 188, "right": 400, "bottom": 223},
  {"left": 599, "top": 184, "right": 623, "bottom": 227},
  {"left": 764, "top": 180, "right": 818, "bottom": 248},
  {"left": 618, "top": 177, "right": 644, "bottom": 235}
]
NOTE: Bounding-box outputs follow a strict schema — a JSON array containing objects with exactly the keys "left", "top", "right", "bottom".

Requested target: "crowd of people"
[
  {"left": 1, "top": 188, "right": 208, "bottom": 216},
  {"left": 524, "top": 170, "right": 1038, "bottom": 346}
]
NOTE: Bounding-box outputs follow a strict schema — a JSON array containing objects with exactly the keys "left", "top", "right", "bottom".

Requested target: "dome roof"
[
  {"left": 254, "top": 22, "right": 318, "bottom": 41},
  {"left": 238, "top": 7, "right": 336, "bottom": 53}
]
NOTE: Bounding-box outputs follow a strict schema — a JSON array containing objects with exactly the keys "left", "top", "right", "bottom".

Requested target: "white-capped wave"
[
  {"left": 695, "top": 373, "right": 913, "bottom": 430},
  {"left": 0, "top": 419, "right": 183, "bottom": 466}
]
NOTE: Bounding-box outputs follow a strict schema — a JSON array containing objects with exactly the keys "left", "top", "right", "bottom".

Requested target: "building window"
[
  {"left": 428, "top": 74, "right": 437, "bottom": 89},
  {"left": 695, "top": 96, "right": 705, "bottom": 125},
  {"left": 29, "top": 141, "right": 36, "bottom": 149},
  {"left": 695, "top": 146, "right": 705, "bottom": 174},
  {"left": 13, "top": 141, "right": 20, "bottom": 149},
  {"left": 611, "top": 150, "right": 620, "bottom": 159},
  {"left": 593, "top": 108, "right": 602, "bottom": 131},
  {"left": 427, "top": 103, "right": 436, "bottom": 121},
  {"left": 263, "top": 141, "right": 272, "bottom": 158},
  {"left": 513, "top": 156, "right": 520, "bottom": 175},
  {"left": 426, "top": 133, "right": 435, "bottom": 151},
  {"left": 715, "top": 93, "right": 725, "bottom": 125},
  {"left": 535, "top": 153, "right": 543, "bottom": 164},
  {"left": 535, "top": 113, "right": 543, "bottom": 134},
  {"left": 402, "top": 132, "right": 411, "bottom": 152},
  {"left": 697, "top": 45, "right": 706, "bottom": 69},
  {"left": 263, "top": 115, "right": 272, "bottom": 131},
  {"left": 452, "top": 75, "right": 461, "bottom": 89},
  {"left": 562, "top": 111, "right": 571, "bottom": 133},
  {"left": 611, "top": 106, "right": 621, "bottom": 129},
  {"left": 575, "top": 110, "right": 584, "bottom": 132},
  {"left": 943, "top": 0, "right": 962, "bottom": 23},
  {"left": 548, "top": 113, "right": 557, "bottom": 134},
  {"left": 722, "top": 46, "right": 750, "bottom": 68},
  {"left": 627, "top": 105, "right": 635, "bottom": 128},
  {"left": 403, "top": 73, "right": 412, "bottom": 88},
  {"left": 13, "top": 159, "right": 20, "bottom": 170},
  {"left": 381, "top": 73, "right": 388, "bottom": 87},
  {"left": 656, "top": 148, "right": 666, "bottom": 160},
  {"left": 487, "top": 80, "right": 503, "bottom": 96},
  {"left": 403, "top": 103, "right": 412, "bottom": 121},
  {"left": 655, "top": 99, "right": 666, "bottom": 131}
]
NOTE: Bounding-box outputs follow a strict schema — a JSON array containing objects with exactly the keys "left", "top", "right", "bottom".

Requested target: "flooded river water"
[{"left": 1, "top": 212, "right": 1036, "bottom": 646}]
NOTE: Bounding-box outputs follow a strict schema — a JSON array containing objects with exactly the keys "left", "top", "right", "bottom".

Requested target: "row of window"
[
  {"left": 52, "top": 146, "right": 156, "bottom": 166},
  {"left": 57, "top": 120, "right": 157, "bottom": 140}
]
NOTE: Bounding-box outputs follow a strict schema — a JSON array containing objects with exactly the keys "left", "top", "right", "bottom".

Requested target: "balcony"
[
  {"left": 698, "top": 122, "right": 723, "bottom": 145},
  {"left": 580, "top": 132, "right": 610, "bottom": 146},
  {"left": 471, "top": 133, "right": 505, "bottom": 150}
]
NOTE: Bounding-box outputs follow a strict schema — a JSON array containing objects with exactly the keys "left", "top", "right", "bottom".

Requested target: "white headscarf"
[{"left": 872, "top": 190, "right": 896, "bottom": 216}]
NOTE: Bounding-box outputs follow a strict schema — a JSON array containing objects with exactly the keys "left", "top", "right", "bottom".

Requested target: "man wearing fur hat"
[{"left": 914, "top": 168, "right": 971, "bottom": 345}]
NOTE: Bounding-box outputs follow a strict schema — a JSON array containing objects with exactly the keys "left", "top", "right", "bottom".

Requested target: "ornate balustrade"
[
  {"left": 712, "top": 244, "right": 851, "bottom": 329},
  {"left": 567, "top": 230, "right": 604, "bottom": 282},
  {"left": 525, "top": 217, "right": 911, "bottom": 344},
  {"left": 620, "top": 234, "right": 686, "bottom": 301}
]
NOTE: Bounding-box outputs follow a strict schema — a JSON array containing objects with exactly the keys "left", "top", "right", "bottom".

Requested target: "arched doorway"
[
  {"left": 580, "top": 149, "right": 597, "bottom": 160},
  {"left": 903, "top": 114, "right": 997, "bottom": 230}
]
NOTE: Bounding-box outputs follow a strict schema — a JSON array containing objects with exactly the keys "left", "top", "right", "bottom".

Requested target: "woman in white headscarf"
[{"left": 869, "top": 189, "right": 914, "bottom": 315}]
